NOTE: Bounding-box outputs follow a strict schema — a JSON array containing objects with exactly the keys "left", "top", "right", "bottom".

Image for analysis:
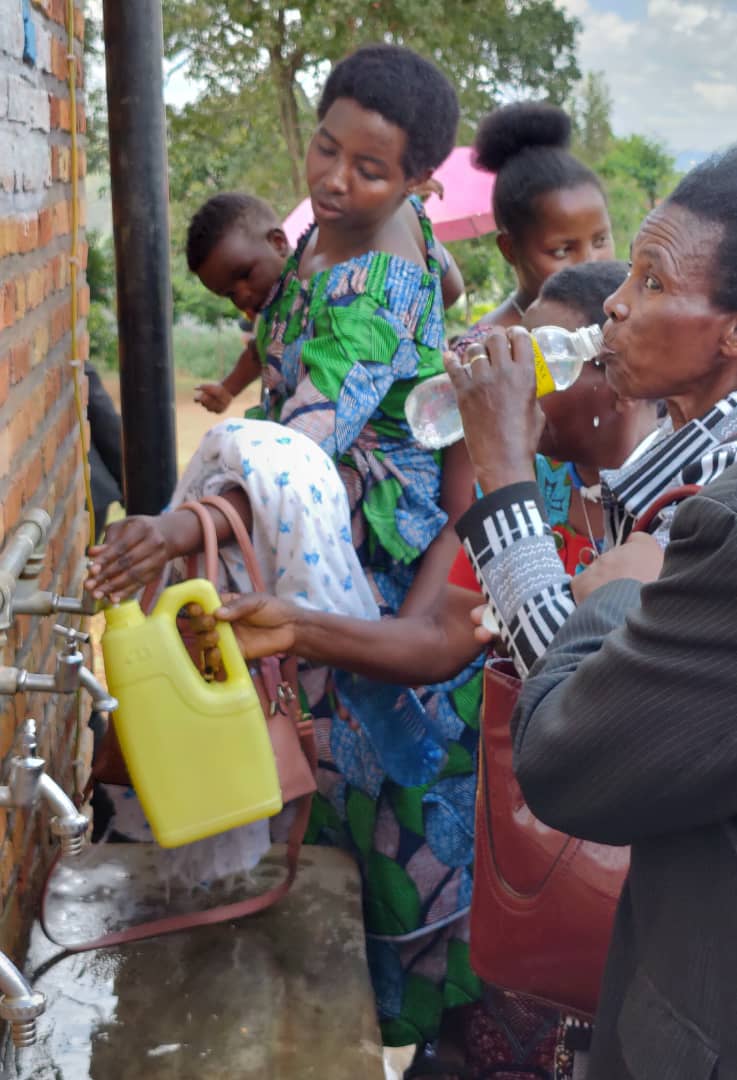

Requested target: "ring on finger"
[{"left": 462, "top": 342, "right": 488, "bottom": 376}]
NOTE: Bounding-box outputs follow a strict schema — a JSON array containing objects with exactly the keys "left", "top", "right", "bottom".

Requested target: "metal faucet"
[
  {"left": 0, "top": 720, "right": 88, "bottom": 857},
  {"left": 0, "top": 625, "right": 118, "bottom": 713},
  {"left": 0, "top": 509, "right": 100, "bottom": 654},
  {"left": 0, "top": 952, "right": 44, "bottom": 1048}
]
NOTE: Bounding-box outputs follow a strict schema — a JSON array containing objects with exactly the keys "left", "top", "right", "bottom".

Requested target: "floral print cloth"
[
  {"left": 95, "top": 420, "right": 380, "bottom": 885},
  {"left": 253, "top": 195, "right": 449, "bottom": 610},
  {"left": 252, "top": 202, "right": 485, "bottom": 1047}
]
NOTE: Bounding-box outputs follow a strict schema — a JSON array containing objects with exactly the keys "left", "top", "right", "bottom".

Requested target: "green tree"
[
  {"left": 600, "top": 134, "right": 676, "bottom": 209},
  {"left": 566, "top": 72, "right": 678, "bottom": 257},
  {"left": 446, "top": 238, "right": 513, "bottom": 326},
  {"left": 162, "top": 0, "right": 581, "bottom": 200},
  {"left": 569, "top": 71, "right": 613, "bottom": 165},
  {"left": 171, "top": 253, "right": 239, "bottom": 326},
  {"left": 86, "top": 230, "right": 116, "bottom": 303}
]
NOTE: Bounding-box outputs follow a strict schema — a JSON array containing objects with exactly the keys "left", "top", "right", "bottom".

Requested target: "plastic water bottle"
[{"left": 406, "top": 324, "right": 605, "bottom": 449}]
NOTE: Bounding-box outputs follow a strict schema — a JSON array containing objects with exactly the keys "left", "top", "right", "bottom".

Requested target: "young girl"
[{"left": 472, "top": 101, "right": 614, "bottom": 329}]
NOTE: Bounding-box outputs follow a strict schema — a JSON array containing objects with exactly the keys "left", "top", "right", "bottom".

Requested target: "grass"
[{"left": 171, "top": 319, "right": 245, "bottom": 383}]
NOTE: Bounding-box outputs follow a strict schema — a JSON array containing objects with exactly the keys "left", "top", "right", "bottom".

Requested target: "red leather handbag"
[
  {"left": 470, "top": 483, "right": 702, "bottom": 1017},
  {"left": 470, "top": 658, "right": 628, "bottom": 1017}
]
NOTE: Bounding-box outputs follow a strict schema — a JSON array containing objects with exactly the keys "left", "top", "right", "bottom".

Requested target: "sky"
[
  {"left": 556, "top": 0, "right": 737, "bottom": 158},
  {"left": 91, "top": 0, "right": 737, "bottom": 164}
]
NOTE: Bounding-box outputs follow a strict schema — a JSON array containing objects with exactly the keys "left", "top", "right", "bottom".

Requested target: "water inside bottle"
[
  {"left": 405, "top": 373, "right": 463, "bottom": 449},
  {"left": 541, "top": 351, "right": 584, "bottom": 391}
]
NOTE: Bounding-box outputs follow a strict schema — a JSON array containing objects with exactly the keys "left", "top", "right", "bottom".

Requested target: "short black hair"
[
  {"left": 317, "top": 44, "right": 459, "bottom": 178},
  {"left": 186, "top": 192, "right": 279, "bottom": 273},
  {"left": 474, "top": 102, "right": 604, "bottom": 238},
  {"left": 666, "top": 145, "right": 737, "bottom": 311},
  {"left": 539, "top": 260, "right": 628, "bottom": 328}
]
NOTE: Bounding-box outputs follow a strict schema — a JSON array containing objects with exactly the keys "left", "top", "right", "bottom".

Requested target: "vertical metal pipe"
[{"left": 101, "top": 0, "right": 177, "bottom": 514}]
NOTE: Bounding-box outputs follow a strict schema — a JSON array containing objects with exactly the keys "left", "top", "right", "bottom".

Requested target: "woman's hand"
[
  {"left": 444, "top": 327, "right": 544, "bottom": 494},
  {"left": 85, "top": 516, "right": 172, "bottom": 602},
  {"left": 215, "top": 593, "right": 301, "bottom": 658},
  {"left": 469, "top": 602, "right": 506, "bottom": 653},
  {"left": 571, "top": 532, "right": 665, "bottom": 606}
]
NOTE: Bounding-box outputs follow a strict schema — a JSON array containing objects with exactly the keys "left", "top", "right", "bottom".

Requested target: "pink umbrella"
[{"left": 282, "top": 146, "right": 496, "bottom": 246}]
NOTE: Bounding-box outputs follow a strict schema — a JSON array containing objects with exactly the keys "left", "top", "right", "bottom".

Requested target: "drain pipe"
[{"left": 101, "top": 0, "right": 177, "bottom": 514}]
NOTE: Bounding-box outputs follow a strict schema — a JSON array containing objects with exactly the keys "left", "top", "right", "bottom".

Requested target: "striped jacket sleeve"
[{"left": 455, "top": 482, "right": 576, "bottom": 676}]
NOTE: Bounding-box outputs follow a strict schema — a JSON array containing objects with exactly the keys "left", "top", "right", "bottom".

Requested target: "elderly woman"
[
  {"left": 448, "top": 146, "right": 737, "bottom": 1077},
  {"left": 449, "top": 147, "right": 737, "bottom": 677}
]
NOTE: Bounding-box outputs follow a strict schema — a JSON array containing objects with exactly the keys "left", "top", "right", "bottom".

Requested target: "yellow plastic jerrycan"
[{"left": 101, "top": 579, "right": 282, "bottom": 848}]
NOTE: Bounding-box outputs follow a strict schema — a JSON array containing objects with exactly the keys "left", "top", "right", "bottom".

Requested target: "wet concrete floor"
[{"left": 3, "top": 843, "right": 384, "bottom": 1078}]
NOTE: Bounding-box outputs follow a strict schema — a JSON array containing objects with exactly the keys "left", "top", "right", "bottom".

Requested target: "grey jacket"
[{"left": 514, "top": 465, "right": 737, "bottom": 1079}]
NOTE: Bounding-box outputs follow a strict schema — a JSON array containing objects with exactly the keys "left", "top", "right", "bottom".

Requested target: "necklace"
[
  {"left": 508, "top": 292, "right": 526, "bottom": 319},
  {"left": 578, "top": 492, "right": 600, "bottom": 563},
  {"left": 568, "top": 462, "right": 602, "bottom": 564}
]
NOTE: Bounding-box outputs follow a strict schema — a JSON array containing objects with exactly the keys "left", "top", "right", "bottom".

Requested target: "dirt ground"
[{"left": 101, "top": 370, "right": 262, "bottom": 474}]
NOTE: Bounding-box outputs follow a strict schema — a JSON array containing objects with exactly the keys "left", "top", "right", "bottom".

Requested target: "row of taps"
[{"left": 0, "top": 509, "right": 120, "bottom": 1050}]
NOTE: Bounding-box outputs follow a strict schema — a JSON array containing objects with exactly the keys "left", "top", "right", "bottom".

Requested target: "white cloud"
[
  {"left": 557, "top": 0, "right": 737, "bottom": 154},
  {"left": 693, "top": 80, "right": 737, "bottom": 110},
  {"left": 648, "top": 0, "right": 710, "bottom": 31}
]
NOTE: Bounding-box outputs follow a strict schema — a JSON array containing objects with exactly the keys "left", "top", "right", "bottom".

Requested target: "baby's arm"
[
  {"left": 195, "top": 336, "right": 262, "bottom": 413},
  {"left": 437, "top": 242, "right": 465, "bottom": 310}
]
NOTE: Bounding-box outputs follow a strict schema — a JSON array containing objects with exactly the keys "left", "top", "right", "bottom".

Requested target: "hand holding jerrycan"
[{"left": 101, "top": 579, "right": 282, "bottom": 848}]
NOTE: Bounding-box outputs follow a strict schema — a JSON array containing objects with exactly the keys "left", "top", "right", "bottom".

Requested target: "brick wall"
[{"left": 0, "top": 0, "right": 89, "bottom": 959}]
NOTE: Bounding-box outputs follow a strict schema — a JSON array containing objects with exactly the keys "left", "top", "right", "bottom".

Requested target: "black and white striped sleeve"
[{"left": 455, "top": 482, "right": 576, "bottom": 676}]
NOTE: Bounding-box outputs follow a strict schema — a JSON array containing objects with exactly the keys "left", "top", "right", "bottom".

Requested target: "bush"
[
  {"left": 88, "top": 300, "right": 119, "bottom": 370},
  {"left": 172, "top": 319, "right": 244, "bottom": 381}
]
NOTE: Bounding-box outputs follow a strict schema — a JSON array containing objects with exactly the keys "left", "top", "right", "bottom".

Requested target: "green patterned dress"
[{"left": 253, "top": 199, "right": 484, "bottom": 1046}]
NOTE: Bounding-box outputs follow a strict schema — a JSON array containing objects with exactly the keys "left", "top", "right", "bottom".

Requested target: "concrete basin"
[{"left": 3, "top": 843, "right": 384, "bottom": 1079}]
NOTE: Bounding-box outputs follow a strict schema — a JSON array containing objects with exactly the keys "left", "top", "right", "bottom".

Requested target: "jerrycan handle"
[{"left": 151, "top": 578, "right": 248, "bottom": 691}]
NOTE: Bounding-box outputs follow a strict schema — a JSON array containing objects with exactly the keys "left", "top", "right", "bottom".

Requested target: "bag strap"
[
  {"left": 631, "top": 483, "right": 701, "bottom": 535},
  {"left": 198, "top": 494, "right": 283, "bottom": 704},
  {"left": 48, "top": 495, "right": 316, "bottom": 953}
]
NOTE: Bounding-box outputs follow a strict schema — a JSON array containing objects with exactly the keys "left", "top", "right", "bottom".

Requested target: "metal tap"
[
  {"left": 10, "top": 580, "right": 99, "bottom": 619},
  {"left": 0, "top": 720, "right": 88, "bottom": 857},
  {"left": 0, "top": 952, "right": 45, "bottom": 1048},
  {"left": 0, "top": 509, "right": 101, "bottom": 638},
  {"left": 0, "top": 626, "right": 118, "bottom": 713},
  {"left": 0, "top": 510, "right": 50, "bottom": 637}
]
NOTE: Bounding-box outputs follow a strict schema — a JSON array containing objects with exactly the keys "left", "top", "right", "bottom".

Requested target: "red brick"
[
  {"left": 1, "top": 282, "right": 16, "bottom": 331},
  {"left": 10, "top": 343, "right": 31, "bottom": 385},
  {"left": 0, "top": 351, "right": 9, "bottom": 405},
  {"left": 38, "top": 208, "right": 53, "bottom": 246},
  {"left": 25, "top": 267, "right": 44, "bottom": 310},
  {"left": 5, "top": 471, "right": 26, "bottom": 525},
  {"left": 52, "top": 200, "right": 70, "bottom": 237},
  {"left": 8, "top": 408, "right": 31, "bottom": 457},
  {"left": 78, "top": 283, "right": 89, "bottom": 317},
  {"left": 13, "top": 277, "right": 27, "bottom": 320},
  {"left": 17, "top": 217, "right": 39, "bottom": 254}
]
